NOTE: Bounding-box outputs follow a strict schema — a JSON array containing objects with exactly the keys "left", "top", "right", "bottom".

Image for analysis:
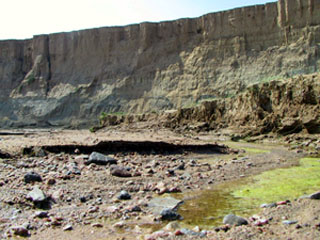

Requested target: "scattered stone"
[
  {"left": 24, "top": 172, "right": 42, "bottom": 183},
  {"left": 118, "top": 190, "right": 131, "bottom": 200},
  {"left": 67, "top": 162, "right": 81, "bottom": 175},
  {"left": 113, "top": 221, "right": 126, "bottom": 228},
  {"left": 260, "top": 203, "right": 277, "bottom": 208},
  {"left": 63, "top": 224, "right": 73, "bottom": 231},
  {"left": 145, "top": 230, "right": 170, "bottom": 240},
  {"left": 11, "top": 226, "right": 29, "bottom": 237},
  {"left": 253, "top": 218, "right": 269, "bottom": 226},
  {"left": 85, "top": 152, "right": 117, "bottom": 165},
  {"left": 92, "top": 223, "right": 103, "bottom": 228},
  {"left": 47, "top": 178, "right": 56, "bottom": 185},
  {"left": 277, "top": 200, "right": 289, "bottom": 205},
  {"left": 176, "top": 162, "right": 185, "bottom": 170},
  {"left": 110, "top": 165, "right": 132, "bottom": 177},
  {"left": 223, "top": 214, "right": 248, "bottom": 226},
  {"left": 27, "top": 186, "right": 47, "bottom": 203},
  {"left": 106, "top": 206, "right": 119, "bottom": 213},
  {"left": 34, "top": 211, "right": 48, "bottom": 218},
  {"left": 164, "top": 221, "right": 181, "bottom": 231},
  {"left": 180, "top": 228, "right": 207, "bottom": 238},
  {"left": 160, "top": 208, "right": 182, "bottom": 221},
  {"left": 174, "top": 230, "right": 184, "bottom": 236},
  {"left": 283, "top": 220, "right": 298, "bottom": 225},
  {"left": 127, "top": 205, "right": 142, "bottom": 212},
  {"left": 309, "top": 191, "right": 320, "bottom": 199}
]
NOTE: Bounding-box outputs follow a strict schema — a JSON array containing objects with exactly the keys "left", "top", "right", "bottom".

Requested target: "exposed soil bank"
[{"left": 99, "top": 73, "right": 320, "bottom": 138}]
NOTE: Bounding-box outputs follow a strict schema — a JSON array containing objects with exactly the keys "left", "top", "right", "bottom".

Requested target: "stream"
[{"left": 174, "top": 144, "right": 320, "bottom": 228}]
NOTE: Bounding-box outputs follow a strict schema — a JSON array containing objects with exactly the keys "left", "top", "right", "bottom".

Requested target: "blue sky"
[{"left": 1, "top": 0, "right": 273, "bottom": 40}]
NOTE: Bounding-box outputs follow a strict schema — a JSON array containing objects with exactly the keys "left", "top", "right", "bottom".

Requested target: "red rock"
[
  {"left": 174, "top": 230, "right": 184, "bottom": 236},
  {"left": 277, "top": 201, "right": 287, "bottom": 205}
]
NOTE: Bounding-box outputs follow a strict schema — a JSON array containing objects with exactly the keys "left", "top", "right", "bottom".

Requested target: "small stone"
[
  {"left": 127, "top": 205, "right": 142, "bottom": 212},
  {"left": 118, "top": 190, "right": 131, "bottom": 200},
  {"left": 176, "top": 163, "right": 185, "bottom": 170},
  {"left": 63, "top": 224, "right": 73, "bottom": 231},
  {"left": 277, "top": 200, "right": 289, "bottom": 205},
  {"left": 85, "top": 152, "right": 117, "bottom": 165},
  {"left": 24, "top": 172, "right": 42, "bottom": 183},
  {"left": 145, "top": 230, "right": 170, "bottom": 240},
  {"left": 110, "top": 165, "right": 132, "bottom": 177},
  {"left": 180, "top": 228, "right": 207, "bottom": 238},
  {"left": 260, "top": 203, "right": 277, "bottom": 208},
  {"left": 27, "top": 186, "right": 46, "bottom": 203},
  {"left": 113, "top": 221, "right": 126, "bottom": 228},
  {"left": 47, "top": 178, "right": 56, "bottom": 185},
  {"left": 223, "top": 214, "right": 248, "bottom": 226},
  {"left": 92, "top": 223, "right": 103, "bottom": 228},
  {"left": 164, "top": 222, "right": 181, "bottom": 231},
  {"left": 11, "top": 226, "right": 29, "bottom": 237},
  {"left": 160, "top": 208, "right": 182, "bottom": 221},
  {"left": 309, "top": 191, "right": 320, "bottom": 199},
  {"left": 174, "top": 230, "right": 184, "bottom": 236},
  {"left": 34, "top": 211, "right": 48, "bottom": 218},
  {"left": 283, "top": 220, "right": 298, "bottom": 225}
]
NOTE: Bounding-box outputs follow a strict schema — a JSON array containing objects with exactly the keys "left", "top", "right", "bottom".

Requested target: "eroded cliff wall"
[{"left": 0, "top": 0, "right": 320, "bottom": 127}]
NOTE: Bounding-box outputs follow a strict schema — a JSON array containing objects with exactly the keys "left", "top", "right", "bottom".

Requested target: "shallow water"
[{"left": 176, "top": 157, "right": 320, "bottom": 228}]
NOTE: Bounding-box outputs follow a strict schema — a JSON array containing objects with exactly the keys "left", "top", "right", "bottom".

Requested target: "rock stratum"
[{"left": 0, "top": 0, "right": 320, "bottom": 127}]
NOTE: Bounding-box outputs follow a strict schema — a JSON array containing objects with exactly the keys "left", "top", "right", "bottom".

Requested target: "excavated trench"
[{"left": 22, "top": 140, "right": 231, "bottom": 156}]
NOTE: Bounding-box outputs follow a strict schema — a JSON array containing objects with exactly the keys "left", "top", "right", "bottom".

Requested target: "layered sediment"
[{"left": 0, "top": 0, "right": 320, "bottom": 127}]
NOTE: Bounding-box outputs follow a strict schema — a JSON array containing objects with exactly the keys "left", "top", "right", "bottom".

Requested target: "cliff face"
[{"left": 1, "top": 0, "right": 320, "bottom": 127}]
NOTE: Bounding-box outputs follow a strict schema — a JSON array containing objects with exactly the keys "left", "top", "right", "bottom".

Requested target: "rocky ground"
[{"left": 0, "top": 127, "right": 319, "bottom": 240}]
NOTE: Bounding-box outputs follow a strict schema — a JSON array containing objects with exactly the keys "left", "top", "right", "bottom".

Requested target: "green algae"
[
  {"left": 234, "top": 157, "right": 320, "bottom": 203},
  {"left": 177, "top": 157, "right": 320, "bottom": 228},
  {"left": 242, "top": 147, "right": 270, "bottom": 154}
]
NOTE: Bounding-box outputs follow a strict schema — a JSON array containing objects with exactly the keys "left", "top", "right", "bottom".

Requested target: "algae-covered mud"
[
  {"left": 234, "top": 157, "right": 320, "bottom": 202},
  {"left": 177, "top": 157, "right": 320, "bottom": 228}
]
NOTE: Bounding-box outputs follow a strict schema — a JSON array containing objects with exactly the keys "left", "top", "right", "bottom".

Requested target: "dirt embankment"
[{"left": 99, "top": 73, "right": 320, "bottom": 138}]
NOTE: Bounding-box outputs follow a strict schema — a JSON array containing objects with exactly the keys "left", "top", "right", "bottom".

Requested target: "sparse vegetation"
[{"left": 26, "top": 73, "right": 36, "bottom": 84}]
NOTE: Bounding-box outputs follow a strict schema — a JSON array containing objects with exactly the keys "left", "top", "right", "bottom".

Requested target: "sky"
[{"left": 1, "top": 0, "right": 273, "bottom": 40}]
